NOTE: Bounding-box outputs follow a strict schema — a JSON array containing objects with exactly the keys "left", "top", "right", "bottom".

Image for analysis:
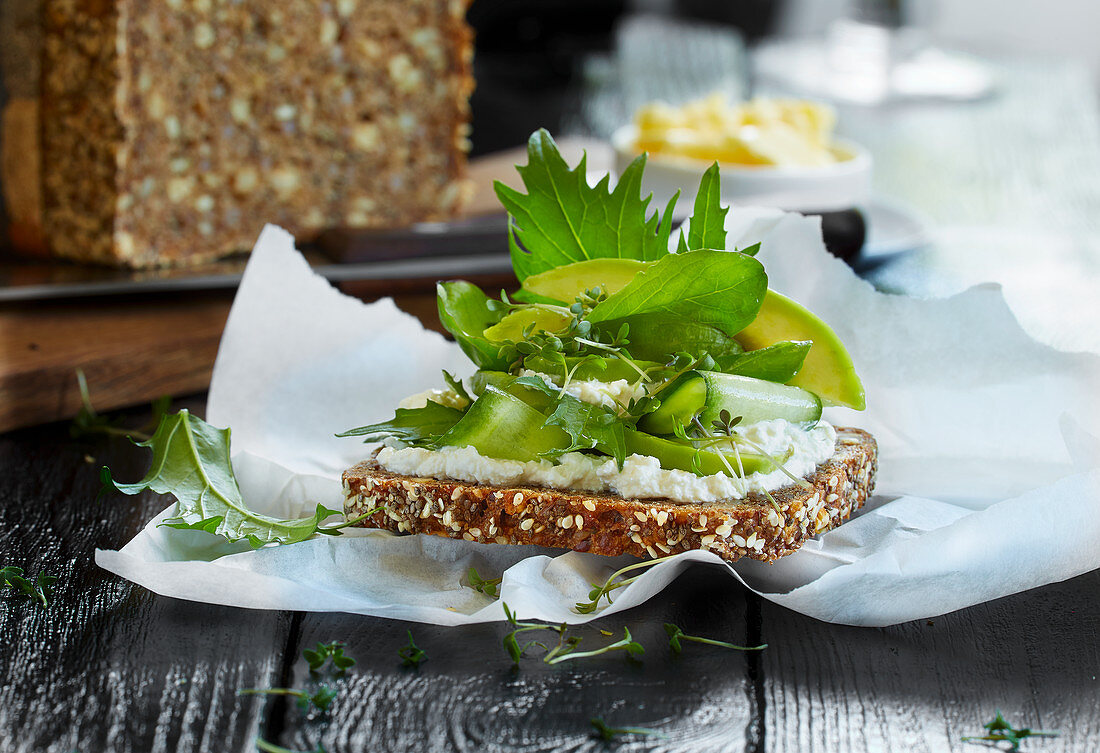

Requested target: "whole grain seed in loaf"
[{"left": 29, "top": 0, "right": 474, "bottom": 267}]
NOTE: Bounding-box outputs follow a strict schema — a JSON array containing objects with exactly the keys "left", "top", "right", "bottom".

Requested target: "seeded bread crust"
[{"left": 342, "top": 427, "right": 877, "bottom": 563}]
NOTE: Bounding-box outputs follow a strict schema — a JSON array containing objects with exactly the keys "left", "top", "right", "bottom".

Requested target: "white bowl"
[{"left": 611, "top": 125, "right": 873, "bottom": 214}]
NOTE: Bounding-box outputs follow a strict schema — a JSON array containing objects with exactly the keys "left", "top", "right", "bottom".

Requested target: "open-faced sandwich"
[{"left": 340, "top": 129, "right": 876, "bottom": 564}]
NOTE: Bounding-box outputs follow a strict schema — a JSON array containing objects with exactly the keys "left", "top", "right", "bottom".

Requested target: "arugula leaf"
[
  {"left": 587, "top": 249, "right": 768, "bottom": 339},
  {"left": 436, "top": 281, "right": 509, "bottom": 371},
  {"left": 337, "top": 402, "right": 464, "bottom": 445},
  {"left": 441, "top": 370, "right": 472, "bottom": 404},
  {"left": 495, "top": 129, "right": 677, "bottom": 282},
  {"left": 543, "top": 395, "right": 627, "bottom": 469},
  {"left": 102, "top": 410, "right": 349, "bottom": 548},
  {"left": 684, "top": 163, "right": 728, "bottom": 251},
  {"left": 716, "top": 341, "right": 812, "bottom": 383}
]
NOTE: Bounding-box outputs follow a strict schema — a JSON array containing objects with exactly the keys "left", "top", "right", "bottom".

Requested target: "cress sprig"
[
  {"left": 502, "top": 603, "right": 644, "bottom": 665},
  {"left": 0, "top": 566, "right": 57, "bottom": 608},
  {"left": 962, "top": 710, "right": 1059, "bottom": 751}
]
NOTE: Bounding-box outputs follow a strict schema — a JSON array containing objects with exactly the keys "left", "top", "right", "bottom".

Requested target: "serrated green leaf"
[
  {"left": 685, "top": 163, "right": 728, "bottom": 251},
  {"left": 101, "top": 410, "right": 344, "bottom": 548},
  {"left": 495, "top": 129, "right": 675, "bottom": 282},
  {"left": 543, "top": 395, "right": 627, "bottom": 470}
]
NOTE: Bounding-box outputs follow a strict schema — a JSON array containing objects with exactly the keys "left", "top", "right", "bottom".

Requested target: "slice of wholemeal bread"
[{"left": 342, "top": 427, "right": 877, "bottom": 563}]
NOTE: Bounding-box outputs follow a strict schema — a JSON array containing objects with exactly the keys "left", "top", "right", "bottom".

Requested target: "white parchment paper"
[{"left": 96, "top": 215, "right": 1100, "bottom": 627}]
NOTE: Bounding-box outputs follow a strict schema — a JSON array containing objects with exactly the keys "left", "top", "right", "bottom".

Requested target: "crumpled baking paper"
[{"left": 96, "top": 214, "right": 1100, "bottom": 627}]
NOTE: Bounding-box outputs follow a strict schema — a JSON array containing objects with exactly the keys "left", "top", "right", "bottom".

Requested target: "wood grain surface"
[{"left": 0, "top": 397, "right": 1097, "bottom": 752}]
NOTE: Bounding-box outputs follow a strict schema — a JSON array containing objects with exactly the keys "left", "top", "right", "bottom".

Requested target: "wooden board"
[{"left": 0, "top": 294, "right": 232, "bottom": 433}]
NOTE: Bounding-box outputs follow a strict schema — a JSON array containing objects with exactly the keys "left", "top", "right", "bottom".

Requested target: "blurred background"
[{"left": 1, "top": 0, "right": 1098, "bottom": 432}]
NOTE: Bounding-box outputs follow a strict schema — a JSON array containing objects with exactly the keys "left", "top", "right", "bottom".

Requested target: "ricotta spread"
[
  {"left": 397, "top": 388, "right": 469, "bottom": 411},
  {"left": 377, "top": 418, "right": 837, "bottom": 503},
  {"left": 518, "top": 370, "right": 646, "bottom": 413}
]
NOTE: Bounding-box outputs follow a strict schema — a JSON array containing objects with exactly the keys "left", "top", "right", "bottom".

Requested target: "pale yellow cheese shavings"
[{"left": 633, "top": 93, "right": 840, "bottom": 167}]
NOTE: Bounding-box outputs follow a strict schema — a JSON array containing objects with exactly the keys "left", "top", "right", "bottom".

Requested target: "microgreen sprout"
[
  {"left": 254, "top": 737, "right": 327, "bottom": 753},
  {"left": 664, "top": 623, "right": 767, "bottom": 654},
  {"left": 544, "top": 627, "right": 643, "bottom": 665},
  {"left": 589, "top": 717, "right": 667, "bottom": 742},
  {"left": 962, "top": 710, "right": 1059, "bottom": 751},
  {"left": 466, "top": 567, "right": 502, "bottom": 598},
  {"left": 574, "top": 554, "right": 678, "bottom": 614},
  {"left": 0, "top": 566, "right": 57, "bottom": 608},
  {"left": 303, "top": 641, "right": 356, "bottom": 675},
  {"left": 71, "top": 368, "right": 170, "bottom": 442},
  {"left": 502, "top": 604, "right": 645, "bottom": 666},
  {"left": 398, "top": 630, "right": 427, "bottom": 667},
  {"left": 239, "top": 686, "right": 338, "bottom": 714}
]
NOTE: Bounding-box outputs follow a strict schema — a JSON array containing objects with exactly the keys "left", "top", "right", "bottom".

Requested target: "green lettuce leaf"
[
  {"left": 716, "top": 341, "right": 812, "bottom": 383},
  {"left": 101, "top": 410, "right": 341, "bottom": 548},
  {"left": 436, "top": 281, "right": 509, "bottom": 371},
  {"left": 495, "top": 129, "right": 678, "bottom": 282},
  {"left": 337, "top": 401, "right": 465, "bottom": 445},
  {"left": 601, "top": 313, "right": 743, "bottom": 363},
  {"left": 587, "top": 249, "right": 768, "bottom": 339}
]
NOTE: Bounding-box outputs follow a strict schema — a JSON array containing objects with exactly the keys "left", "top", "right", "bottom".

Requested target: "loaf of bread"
[
  {"left": 2, "top": 0, "right": 473, "bottom": 266},
  {"left": 343, "top": 428, "right": 878, "bottom": 564}
]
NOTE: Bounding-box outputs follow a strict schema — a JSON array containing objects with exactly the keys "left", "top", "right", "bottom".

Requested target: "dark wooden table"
[{"left": 1, "top": 394, "right": 1098, "bottom": 752}]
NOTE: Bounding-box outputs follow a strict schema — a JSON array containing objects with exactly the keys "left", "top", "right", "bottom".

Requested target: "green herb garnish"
[
  {"left": 101, "top": 409, "right": 382, "bottom": 547},
  {"left": 398, "top": 630, "right": 427, "bottom": 667},
  {"left": 502, "top": 603, "right": 644, "bottom": 665},
  {"left": 303, "top": 641, "right": 356, "bottom": 675},
  {"left": 664, "top": 623, "right": 767, "bottom": 654},
  {"left": 70, "top": 368, "right": 170, "bottom": 442},
  {"left": 962, "top": 710, "right": 1059, "bottom": 751},
  {"left": 589, "top": 717, "right": 666, "bottom": 742},
  {"left": 239, "top": 685, "right": 338, "bottom": 714},
  {"left": 0, "top": 565, "right": 57, "bottom": 608},
  {"left": 495, "top": 129, "right": 679, "bottom": 283},
  {"left": 466, "top": 567, "right": 502, "bottom": 598},
  {"left": 574, "top": 555, "right": 677, "bottom": 614}
]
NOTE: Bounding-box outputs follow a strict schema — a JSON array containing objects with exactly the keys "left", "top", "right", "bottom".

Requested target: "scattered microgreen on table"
[
  {"left": 239, "top": 685, "right": 338, "bottom": 714},
  {"left": 398, "top": 630, "right": 427, "bottom": 667},
  {"left": 0, "top": 566, "right": 57, "bottom": 608},
  {"left": 502, "top": 603, "right": 644, "bottom": 665},
  {"left": 962, "top": 710, "right": 1059, "bottom": 751},
  {"left": 303, "top": 641, "right": 356, "bottom": 675},
  {"left": 589, "top": 717, "right": 667, "bottom": 742},
  {"left": 664, "top": 623, "right": 767, "bottom": 654},
  {"left": 254, "top": 737, "right": 327, "bottom": 753}
]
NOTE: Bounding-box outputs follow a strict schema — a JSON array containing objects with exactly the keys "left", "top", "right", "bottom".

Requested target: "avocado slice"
[
  {"left": 483, "top": 307, "right": 572, "bottom": 342},
  {"left": 522, "top": 258, "right": 651, "bottom": 303},
  {"left": 737, "top": 290, "right": 865, "bottom": 410}
]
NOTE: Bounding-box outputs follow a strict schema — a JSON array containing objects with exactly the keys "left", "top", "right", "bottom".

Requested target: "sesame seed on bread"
[{"left": 342, "top": 427, "right": 877, "bottom": 563}]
